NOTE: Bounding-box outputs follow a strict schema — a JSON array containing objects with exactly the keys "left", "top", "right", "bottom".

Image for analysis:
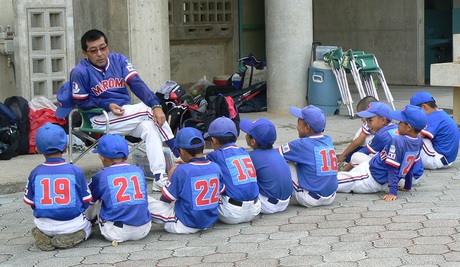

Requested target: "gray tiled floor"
[{"left": 1, "top": 85, "right": 459, "bottom": 266}]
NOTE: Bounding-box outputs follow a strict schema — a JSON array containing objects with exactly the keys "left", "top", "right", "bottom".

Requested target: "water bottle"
[{"left": 231, "top": 73, "right": 242, "bottom": 89}]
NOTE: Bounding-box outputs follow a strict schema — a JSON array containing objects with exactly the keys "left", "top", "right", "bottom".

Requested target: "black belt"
[
  {"left": 441, "top": 156, "right": 449, "bottom": 166},
  {"left": 113, "top": 221, "right": 124, "bottom": 228},
  {"left": 307, "top": 191, "right": 321, "bottom": 200},
  {"left": 267, "top": 198, "right": 279, "bottom": 205},
  {"left": 228, "top": 197, "right": 258, "bottom": 207}
]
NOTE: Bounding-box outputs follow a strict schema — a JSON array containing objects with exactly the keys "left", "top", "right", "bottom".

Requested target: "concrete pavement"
[{"left": 1, "top": 85, "right": 459, "bottom": 266}]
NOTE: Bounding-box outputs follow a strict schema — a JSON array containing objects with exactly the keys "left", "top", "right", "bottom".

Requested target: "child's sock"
[{"left": 165, "top": 139, "right": 180, "bottom": 157}]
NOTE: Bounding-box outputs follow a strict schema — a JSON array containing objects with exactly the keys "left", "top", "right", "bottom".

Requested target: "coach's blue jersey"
[
  {"left": 89, "top": 163, "right": 151, "bottom": 226},
  {"left": 162, "top": 157, "right": 224, "bottom": 229},
  {"left": 249, "top": 148, "right": 292, "bottom": 200},
  {"left": 23, "top": 158, "right": 92, "bottom": 221},
  {"left": 370, "top": 134, "right": 422, "bottom": 194},
  {"left": 278, "top": 134, "right": 338, "bottom": 197},
  {"left": 421, "top": 109, "right": 459, "bottom": 163},
  {"left": 359, "top": 123, "right": 398, "bottom": 154},
  {"left": 70, "top": 53, "right": 160, "bottom": 114},
  {"left": 207, "top": 143, "right": 259, "bottom": 201}
]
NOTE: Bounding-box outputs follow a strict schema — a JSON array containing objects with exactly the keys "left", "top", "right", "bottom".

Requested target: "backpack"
[
  {"left": 4, "top": 96, "right": 30, "bottom": 154},
  {"left": 203, "top": 85, "right": 240, "bottom": 136},
  {"left": 236, "top": 82, "right": 267, "bottom": 113},
  {"left": 238, "top": 88, "right": 267, "bottom": 113},
  {"left": 0, "top": 102, "right": 20, "bottom": 160}
]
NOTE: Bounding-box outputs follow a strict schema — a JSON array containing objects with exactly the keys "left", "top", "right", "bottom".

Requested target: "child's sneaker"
[
  {"left": 51, "top": 229, "right": 86, "bottom": 249},
  {"left": 32, "top": 227, "right": 55, "bottom": 251}
]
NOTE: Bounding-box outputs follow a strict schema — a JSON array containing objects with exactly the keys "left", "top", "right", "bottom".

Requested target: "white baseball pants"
[{"left": 90, "top": 102, "right": 174, "bottom": 176}]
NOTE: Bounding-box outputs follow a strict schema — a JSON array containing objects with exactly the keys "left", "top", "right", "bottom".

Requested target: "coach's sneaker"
[
  {"left": 51, "top": 229, "right": 86, "bottom": 249},
  {"left": 32, "top": 227, "right": 55, "bottom": 251},
  {"left": 152, "top": 173, "right": 169, "bottom": 192}
]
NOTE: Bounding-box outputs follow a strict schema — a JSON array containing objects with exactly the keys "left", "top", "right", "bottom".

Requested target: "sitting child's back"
[
  {"left": 206, "top": 117, "right": 261, "bottom": 224},
  {"left": 240, "top": 118, "right": 292, "bottom": 214},
  {"left": 87, "top": 134, "right": 151, "bottom": 242},
  {"left": 278, "top": 105, "right": 338, "bottom": 208}
]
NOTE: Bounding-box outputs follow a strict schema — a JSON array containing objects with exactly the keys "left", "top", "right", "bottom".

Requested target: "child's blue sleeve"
[
  {"left": 403, "top": 167, "right": 414, "bottom": 191},
  {"left": 387, "top": 165, "right": 400, "bottom": 195}
]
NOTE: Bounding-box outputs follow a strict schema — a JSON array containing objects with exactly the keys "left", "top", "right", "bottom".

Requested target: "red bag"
[{"left": 28, "top": 97, "right": 66, "bottom": 153}]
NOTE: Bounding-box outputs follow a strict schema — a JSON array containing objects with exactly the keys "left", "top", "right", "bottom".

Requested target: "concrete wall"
[
  {"left": 0, "top": 0, "right": 18, "bottom": 101},
  {"left": 313, "top": 0, "right": 424, "bottom": 85},
  {"left": 71, "top": 0, "right": 124, "bottom": 62},
  {"left": 73, "top": 0, "right": 169, "bottom": 93},
  {"left": 14, "top": 0, "right": 75, "bottom": 100},
  {"left": 169, "top": 0, "right": 239, "bottom": 87},
  {"left": 170, "top": 42, "right": 229, "bottom": 85}
]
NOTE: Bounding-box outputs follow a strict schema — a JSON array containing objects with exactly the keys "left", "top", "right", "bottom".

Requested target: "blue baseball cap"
[
  {"left": 356, "top": 102, "right": 392, "bottom": 121},
  {"left": 55, "top": 82, "right": 76, "bottom": 118},
  {"left": 36, "top": 122, "right": 68, "bottom": 154},
  {"left": 240, "top": 118, "right": 276, "bottom": 146},
  {"left": 410, "top": 92, "right": 436, "bottom": 106},
  {"left": 289, "top": 105, "right": 326, "bottom": 133},
  {"left": 92, "top": 134, "right": 129, "bottom": 158},
  {"left": 389, "top": 104, "right": 427, "bottom": 131},
  {"left": 206, "top": 117, "right": 238, "bottom": 137},
  {"left": 174, "top": 127, "right": 204, "bottom": 149}
]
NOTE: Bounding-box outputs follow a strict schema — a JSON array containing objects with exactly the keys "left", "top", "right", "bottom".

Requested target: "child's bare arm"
[
  {"left": 338, "top": 132, "right": 367, "bottom": 162},
  {"left": 167, "top": 165, "right": 178, "bottom": 177}
]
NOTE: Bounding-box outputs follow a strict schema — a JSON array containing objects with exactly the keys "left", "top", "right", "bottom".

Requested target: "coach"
[{"left": 70, "top": 29, "right": 176, "bottom": 191}]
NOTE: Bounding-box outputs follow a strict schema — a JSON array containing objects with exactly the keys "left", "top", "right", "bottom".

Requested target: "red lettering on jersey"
[
  {"left": 92, "top": 78, "right": 125, "bottom": 96},
  {"left": 93, "top": 85, "right": 104, "bottom": 95},
  {"left": 115, "top": 78, "right": 124, "bottom": 88}
]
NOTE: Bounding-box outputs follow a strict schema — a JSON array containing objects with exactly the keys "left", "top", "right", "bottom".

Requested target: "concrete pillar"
[
  {"left": 431, "top": 34, "right": 460, "bottom": 125},
  {"left": 265, "top": 0, "right": 312, "bottom": 113},
  {"left": 127, "top": 0, "right": 170, "bottom": 91}
]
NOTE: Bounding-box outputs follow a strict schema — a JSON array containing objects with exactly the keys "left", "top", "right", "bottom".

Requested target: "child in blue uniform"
[
  {"left": 149, "top": 127, "right": 224, "bottom": 233},
  {"left": 337, "top": 96, "right": 377, "bottom": 171},
  {"left": 24, "top": 122, "right": 92, "bottom": 251},
  {"left": 278, "top": 105, "right": 338, "bottom": 207},
  {"left": 86, "top": 134, "right": 151, "bottom": 242},
  {"left": 410, "top": 92, "right": 459, "bottom": 169},
  {"left": 337, "top": 105, "right": 426, "bottom": 201},
  {"left": 240, "top": 118, "right": 292, "bottom": 214},
  {"left": 348, "top": 102, "right": 398, "bottom": 168},
  {"left": 206, "top": 117, "right": 261, "bottom": 224}
]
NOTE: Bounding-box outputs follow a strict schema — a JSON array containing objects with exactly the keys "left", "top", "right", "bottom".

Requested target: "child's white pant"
[
  {"left": 350, "top": 152, "right": 374, "bottom": 167},
  {"left": 148, "top": 196, "right": 202, "bottom": 234},
  {"left": 420, "top": 138, "right": 452, "bottom": 170},
  {"left": 259, "top": 194, "right": 290, "bottom": 214},
  {"left": 86, "top": 201, "right": 151, "bottom": 242},
  {"left": 289, "top": 163, "right": 336, "bottom": 207},
  {"left": 337, "top": 162, "right": 386, "bottom": 193},
  {"left": 218, "top": 195, "right": 261, "bottom": 224},
  {"left": 34, "top": 213, "right": 92, "bottom": 239}
]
